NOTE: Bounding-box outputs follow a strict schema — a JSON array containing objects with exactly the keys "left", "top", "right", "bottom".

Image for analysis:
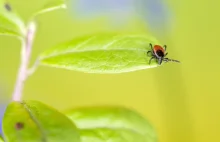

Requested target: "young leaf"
[
  {"left": 0, "top": 0, "right": 25, "bottom": 37},
  {"left": 31, "top": 0, "right": 66, "bottom": 18},
  {"left": 0, "top": 26, "right": 21, "bottom": 37},
  {"left": 80, "top": 128, "right": 147, "bottom": 142},
  {"left": 39, "top": 33, "right": 161, "bottom": 73},
  {"left": 2, "top": 100, "right": 80, "bottom": 142},
  {"left": 65, "top": 106, "right": 157, "bottom": 142}
]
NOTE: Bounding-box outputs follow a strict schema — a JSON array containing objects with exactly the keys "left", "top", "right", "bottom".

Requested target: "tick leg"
[
  {"left": 163, "top": 58, "right": 180, "bottom": 63},
  {"left": 163, "top": 45, "right": 167, "bottom": 51},
  {"left": 164, "top": 52, "right": 168, "bottom": 57},
  {"left": 146, "top": 43, "right": 153, "bottom": 56},
  {"left": 149, "top": 57, "right": 155, "bottom": 64},
  {"left": 163, "top": 58, "right": 170, "bottom": 63},
  {"left": 149, "top": 43, "right": 153, "bottom": 51},
  {"left": 147, "top": 51, "right": 152, "bottom": 56}
]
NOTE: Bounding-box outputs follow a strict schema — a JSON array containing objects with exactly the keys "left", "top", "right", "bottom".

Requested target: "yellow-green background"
[{"left": 0, "top": 0, "right": 219, "bottom": 142}]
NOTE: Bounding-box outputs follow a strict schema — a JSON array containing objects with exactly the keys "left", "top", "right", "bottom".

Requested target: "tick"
[{"left": 147, "top": 43, "right": 180, "bottom": 65}]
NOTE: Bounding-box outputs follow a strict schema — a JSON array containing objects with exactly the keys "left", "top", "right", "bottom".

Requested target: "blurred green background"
[{"left": 0, "top": 0, "right": 220, "bottom": 142}]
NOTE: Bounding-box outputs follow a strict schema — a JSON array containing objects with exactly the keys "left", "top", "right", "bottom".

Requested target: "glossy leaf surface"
[
  {"left": 65, "top": 106, "right": 157, "bottom": 142},
  {"left": 39, "top": 33, "right": 161, "bottom": 73}
]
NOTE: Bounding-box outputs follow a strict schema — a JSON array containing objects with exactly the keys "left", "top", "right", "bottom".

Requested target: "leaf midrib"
[
  {"left": 40, "top": 48, "right": 147, "bottom": 60},
  {"left": 22, "top": 102, "right": 47, "bottom": 142}
]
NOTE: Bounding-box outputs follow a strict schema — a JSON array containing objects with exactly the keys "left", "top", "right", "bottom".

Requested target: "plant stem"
[{"left": 12, "top": 21, "right": 36, "bottom": 102}]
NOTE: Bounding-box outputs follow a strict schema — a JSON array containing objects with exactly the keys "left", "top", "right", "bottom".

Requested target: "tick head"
[{"left": 157, "top": 57, "right": 163, "bottom": 65}]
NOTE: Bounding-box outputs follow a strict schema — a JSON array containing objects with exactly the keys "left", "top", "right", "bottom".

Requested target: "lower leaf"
[
  {"left": 65, "top": 106, "right": 157, "bottom": 142},
  {"left": 80, "top": 128, "right": 147, "bottom": 142},
  {"left": 2, "top": 100, "right": 80, "bottom": 142}
]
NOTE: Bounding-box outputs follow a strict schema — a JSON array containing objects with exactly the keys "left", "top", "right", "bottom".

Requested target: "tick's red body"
[
  {"left": 147, "top": 43, "right": 180, "bottom": 65},
  {"left": 153, "top": 45, "right": 165, "bottom": 54}
]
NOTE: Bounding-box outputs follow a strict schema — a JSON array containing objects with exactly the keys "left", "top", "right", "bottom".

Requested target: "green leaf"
[
  {"left": 39, "top": 33, "right": 161, "bottom": 74},
  {"left": 0, "top": 26, "right": 21, "bottom": 37},
  {"left": 0, "top": 0, "right": 25, "bottom": 37},
  {"left": 31, "top": 0, "right": 66, "bottom": 19},
  {"left": 80, "top": 128, "right": 147, "bottom": 142},
  {"left": 2, "top": 100, "right": 80, "bottom": 142},
  {"left": 65, "top": 106, "right": 157, "bottom": 142}
]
